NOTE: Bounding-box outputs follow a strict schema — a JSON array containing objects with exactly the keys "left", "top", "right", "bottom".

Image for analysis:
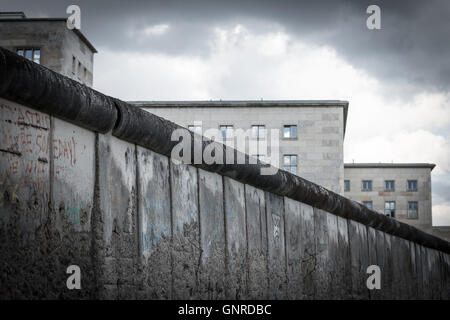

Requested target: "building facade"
[
  {"left": 132, "top": 100, "right": 348, "bottom": 194},
  {"left": 344, "top": 163, "right": 434, "bottom": 234},
  {"left": 0, "top": 13, "right": 96, "bottom": 86}
]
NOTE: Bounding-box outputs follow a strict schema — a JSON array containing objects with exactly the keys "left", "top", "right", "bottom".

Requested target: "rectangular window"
[
  {"left": 17, "top": 48, "right": 40, "bottom": 64},
  {"left": 283, "top": 155, "right": 297, "bottom": 175},
  {"left": 283, "top": 125, "right": 297, "bottom": 139},
  {"left": 219, "top": 125, "right": 234, "bottom": 140},
  {"left": 83, "top": 67, "right": 87, "bottom": 82},
  {"left": 408, "top": 180, "right": 418, "bottom": 191},
  {"left": 188, "top": 125, "right": 202, "bottom": 135},
  {"left": 385, "top": 201, "right": 395, "bottom": 218},
  {"left": 344, "top": 180, "right": 350, "bottom": 191},
  {"left": 363, "top": 201, "right": 373, "bottom": 210},
  {"left": 78, "top": 62, "right": 82, "bottom": 80},
  {"left": 385, "top": 180, "right": 395, "bottom": 191},
  {"left": 362, "top": 180, "right": 372, "bottom": 191},
  {"left": 408, "top": 201, "right": 418, "bottom": 219},
  {"left": 72, "top": 56, "right": 76, "bottom": 75},
  {"left": 251, "top": 125, "right": 265, "bottom": 139}
]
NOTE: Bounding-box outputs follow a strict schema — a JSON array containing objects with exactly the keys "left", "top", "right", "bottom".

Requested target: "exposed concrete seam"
[
  {"left": 243, "top": 184, "right": 250, "bottom": 299},
  {"left": 263, "top": 192, "right": 270, "bottom": 298},
  {"left": 282, "top": 196, "right": 288, "bottom": 298},
  {"left": 195, "top": 167, "right": 202, "bottom": 298},
  {"left": 366, "top": 226, "right": 372, "bottom": 300},
  {"left": 168, "top": 158, "right": 175, "bottom": 300},
  {"left": 134, "top": 146, "right": 141, "bottom": 257},
  {"left": 346, "top": 218, "right": 353, "bottom": 300},
  {"left": 48, "top": 115, "right": 54, "bottom": 217},
  {"left": 222, "top": 176, "right": 229, "bottom": 298},
  {"left": 90, "top": 132, "right": 101, "bottom": 299}
]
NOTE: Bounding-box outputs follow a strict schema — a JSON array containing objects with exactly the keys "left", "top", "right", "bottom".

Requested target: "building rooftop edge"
[
  {"left": 130, "top": 100, "right": 349, "bottom": 138},
  {"left": 0, "top": 18, "right": 98, "bottom": 53},
  {"left": 344, "top": 163, "right": 436, "bottom": 170},
  {"left": 129, "top": 100, "right": 349, "bottom": 106}
]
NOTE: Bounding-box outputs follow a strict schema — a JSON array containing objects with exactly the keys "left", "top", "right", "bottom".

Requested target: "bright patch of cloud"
[
  {"left": 433, "top": 205, "right": 450, "bottom": 226},
  {"left": 143, "top": 24, "right": 170, "bottom": 36}
]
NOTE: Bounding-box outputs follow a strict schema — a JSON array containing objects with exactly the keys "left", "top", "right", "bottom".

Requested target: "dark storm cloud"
[{"left": 2, "top": 0, "right": 450, "bottom": 90}]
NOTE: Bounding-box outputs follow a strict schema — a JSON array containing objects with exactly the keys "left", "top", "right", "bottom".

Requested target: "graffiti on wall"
[{"left": 0, "top": 102, "right": 50, "bottom": 194}]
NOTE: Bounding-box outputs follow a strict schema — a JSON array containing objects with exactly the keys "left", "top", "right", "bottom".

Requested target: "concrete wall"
[
  {"left": 140, "top": 104, "right": 345, "bottom": 195},
  {"left": 344, "top": 166, "right": 433, "bottom": 234},
  {"left": 1, "top": 96, "right": 449, "bottom": 299}
]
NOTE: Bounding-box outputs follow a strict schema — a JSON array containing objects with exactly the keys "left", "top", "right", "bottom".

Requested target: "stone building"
[
  {"left": 0, "top": 12, "right": 96, "bottom": 86},
  {"left": 344, "top": 163, "right": 435, "bottom": 234},
  {"left": 132, "top": 100, "right": 348, "bottom": 195}
]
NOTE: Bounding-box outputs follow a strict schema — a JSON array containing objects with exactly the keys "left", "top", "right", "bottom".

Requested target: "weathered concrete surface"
[
  {"left": 0, "top": 100, "right": 49, "bottom": 298},
  {"left": 170, "top": 163, "right": 200, "bottom": 299},
  {"left": 368, "top": 229, "right": 388, "bottom": 299},
  {"left": 348, "top": 220, "right": 369, "bottom": 299},
  {"left": 391, "top": 236, "right": 411, "bottom": 299},
  {"left": 52, "top": 118, "right": 94, "bottom": 234},
  {"left": 284, "top": 197, "right": 303, "bottom": 299},
  {"left": 284, "top": 198, "right": 315, "bottom": 299},
  {"left": 441, "top": 252, "right": 450, "bottom": 299},
  {"left": 0, "top": 99, "right": 96, "bottom": 299},
  {"left": 137, "top": 147, "right": 171, "bottom": 299},
  {"left": 98, "top": 133, "right": 137, "bottom": 299},
  {"left": 325, "top": 210, "right": 339, "bottom": 299},
  {"left": 367, "top": 227, "right": 379, "bottom": 300},
  {"left": 299, "top": 202, "right": 316, "bottom": 299},
  {"left": 223, "top": 177, "right": 247, "bottom": 299},
  {"left": 313, "top": 208, "right": 329, "bottom": 299},
  {"left": 245, "top": 184, "right": 268, "bottom": 299},
  {"left": 198, "top": 169, "right": 225, "bottom": 299},
  {"left": 50, "top": 117, "right": 97, "bottom": 298},
  {"left": 2, "top": 97, "right": 450, "bottom": 299},
  {"left": 313, "top": 208, "right": 339, "bottom": 299},
  {"left": 409, "top": 242, "right": 419, "bottom": 299},
  {"left": 420, "top": 244, "right": 432, "bottom": 299},
  {"left": 336, "top": 216, "right": 351, "bottom": 299},
  {"left": 414, "top": 243, "right": 424, "bottom": 299},
  {"left": 382, "top": 233, "right": 394, "bottom": 299},
  {"left": 428, "top": 248, "right": 443, "bottom": 299},
  {"left": 265, "top": 192, "right": 287, "bottom": 299}
]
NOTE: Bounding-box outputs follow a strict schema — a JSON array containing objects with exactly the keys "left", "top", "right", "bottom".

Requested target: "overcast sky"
[{"left": 3, "top": 0, "right": 450, "bottom": 225}]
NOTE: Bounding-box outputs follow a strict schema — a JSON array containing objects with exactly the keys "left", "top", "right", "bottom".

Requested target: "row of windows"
[
  {"left": 344, "top": 179, "right": 418, "bottom": 192},
  {"left": 249, "top": 154, "right": 298, "bottom": 174},
  {"left": 17, "top": 48, "right": 40, "bottom": 64},
  {"left": 188, "top": 124, "right": 298, "bottom": 140},
  {"left": 362, "top": 201, "right": 419, "bottom": 219}
]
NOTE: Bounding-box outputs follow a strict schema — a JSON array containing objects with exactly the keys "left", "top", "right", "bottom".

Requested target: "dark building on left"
[{"left": 0, "top": 12, "right": 97, "bottom": 87}]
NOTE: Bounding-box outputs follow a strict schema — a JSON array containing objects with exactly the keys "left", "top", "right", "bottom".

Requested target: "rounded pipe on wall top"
[{"left": 0, "top": 46, "right": 117, "bottom": 133}]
